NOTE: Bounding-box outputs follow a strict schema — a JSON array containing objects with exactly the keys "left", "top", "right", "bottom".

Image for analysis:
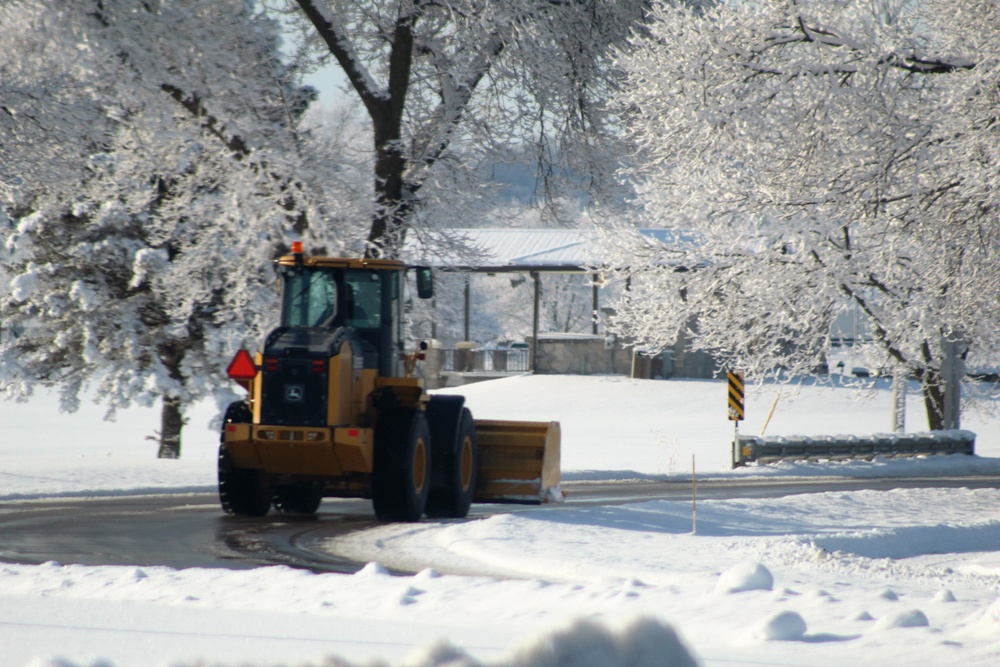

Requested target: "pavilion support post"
[
  {"left": 431, "top": 297, "right": 437, "bottom": 340},
  {"left": 531, "top": 271, "right": 540, "bottom": 373},
  {"left": 464, "top": 277, "right": 471, "bottom": 342},
  {"left": 592, "top": 273, "right": 599, "bottom": 335}
]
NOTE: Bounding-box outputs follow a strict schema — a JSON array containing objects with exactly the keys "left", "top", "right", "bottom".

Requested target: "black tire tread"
[
  {"left": 372, "top": 408, "right": 431, "bottom": 522},
  {"left": 273, "top": 482, "right": 324, "bottom": 514},
  {"left": 218, "top": 401, "right": 271, "bottom": 517},
  {"left": 425, "top": 407, "right": 477, "bottom": 519}
]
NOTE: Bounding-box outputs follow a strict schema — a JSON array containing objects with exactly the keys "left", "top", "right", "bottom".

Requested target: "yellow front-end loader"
[{"left": 219, "top": 243, "right": 561, "bottom": 521}]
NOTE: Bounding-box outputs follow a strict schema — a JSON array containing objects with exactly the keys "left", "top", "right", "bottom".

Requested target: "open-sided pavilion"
[{"left": 406, "top": 228, "right": 679, "bottom": 372}]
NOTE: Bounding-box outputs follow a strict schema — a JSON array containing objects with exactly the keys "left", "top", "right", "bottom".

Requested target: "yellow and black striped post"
[
  {"left": 727, "top": 371, "right": 745, "bottom": 421},
  {"left": 728, "top": 370, "right": 745, "bottom": 468}
]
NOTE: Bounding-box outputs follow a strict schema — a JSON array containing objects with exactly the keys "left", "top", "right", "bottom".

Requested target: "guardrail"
[{"left": 732, "top": 430, "right": 976, "bottom": 467}]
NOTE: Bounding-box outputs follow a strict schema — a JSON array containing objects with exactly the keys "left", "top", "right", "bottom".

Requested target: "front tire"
[
  {"left": 372, "top": 409, "right": 431, "bottom": 522},
  {"left": 426, "top": 407, "right": 477, "bottom": 519},
  {"left": 273, "top": 481, "right": 324, "bottom": 514}
]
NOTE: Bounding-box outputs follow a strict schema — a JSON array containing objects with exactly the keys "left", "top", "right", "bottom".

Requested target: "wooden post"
[
  {"left": 760, "top": 392, "right": 780, "bottom": 436},
  {"left": 691, "top": 454, "right": 697, "bottom": 535}
]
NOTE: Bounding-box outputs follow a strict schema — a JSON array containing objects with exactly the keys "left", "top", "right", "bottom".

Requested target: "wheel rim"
[
  {"left": 459, "top": 435, "right": 474, "bottom": 492},
  {"left": 413, "top": 436, "right": 428, "bottom": 494}
]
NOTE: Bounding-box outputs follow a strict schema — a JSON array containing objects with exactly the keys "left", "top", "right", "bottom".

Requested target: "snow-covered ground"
[{"left": 3, "top": 374, "right": 1000, "bottom": 667}]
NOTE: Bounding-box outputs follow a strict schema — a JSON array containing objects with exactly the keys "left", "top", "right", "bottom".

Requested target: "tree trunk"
[
  {"left": 158, "top": 395, "right": 184, "bottom": 459},
  {"left": 921, "top": 367, "right": 947, "bottom": 431},
  {"left": 157, "top": 343, "right": 187, "bottom": 459},
  {"left": 296, "top": 0, "right": 417, "bottom": 259},
  {"left": 366, "top": 132, "right": 410, "bottom": 258}
]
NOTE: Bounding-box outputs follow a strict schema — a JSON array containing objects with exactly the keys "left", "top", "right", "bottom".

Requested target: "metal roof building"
[
  {"left": 405, "top": 228, "right": 690, "bottom": 370},
  {"left": 406, "top": 228, "right": 689, "bottom": 272}
]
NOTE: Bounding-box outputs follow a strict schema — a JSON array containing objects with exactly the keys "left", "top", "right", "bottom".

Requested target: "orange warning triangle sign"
[{"left": 227, "top": 350, "right": 258, "bottom": 381}]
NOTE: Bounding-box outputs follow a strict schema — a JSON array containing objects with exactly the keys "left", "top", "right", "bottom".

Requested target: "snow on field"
[{"left": 3, "top": 375, "right": 1000, "bottom": 667}]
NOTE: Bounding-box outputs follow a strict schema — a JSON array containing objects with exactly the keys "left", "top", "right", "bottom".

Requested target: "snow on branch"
[
  {"left": 294, "top": 0, "right": 387, "bottom": 106},
  {"left": 160, "top": 84, "right": 251, "bottom": 159},
  {"left": 739, "top": 12, "right": 976, "bottom": 80}
]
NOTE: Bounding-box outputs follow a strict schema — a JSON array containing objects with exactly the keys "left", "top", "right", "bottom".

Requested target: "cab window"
[
  {"left": 280, "top": 267, "right": 337, "bottom": 327},
  {"left": 343, "top": 270, "right": 383, "bottom": 328}
]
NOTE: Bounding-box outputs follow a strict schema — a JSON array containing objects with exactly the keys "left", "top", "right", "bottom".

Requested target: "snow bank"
[
  {"left": 22, "top": 617, "right": 697, "bottom": 667},
  {"left": 748, "top": 611, "right": 807, "bottom": 641},
  {"left": 714, "top": 561, "right": 773, "bottom": 594},
  {"left": 5, "top": 376, "right": 1000, "bottom": 503},
  {"left": 501, "top": 617, "right": 698, "bottom": 667},
  {"left": 441, "top": 374, "right": 1000, "bottom": 476},
  {"left": 961, "top": 597, "right": 1000, "bottom": 638},
  {"left": 872, "top": 608, "right": 930, "bottom": 630},
  {"left": 400, "top": 617, "right": 698, "bottom": 667}
]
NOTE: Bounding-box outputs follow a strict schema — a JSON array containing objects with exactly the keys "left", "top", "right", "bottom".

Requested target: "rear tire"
[
  {"left": 218, "top": 443, "right": 272, "bottom": 517},
  {"left": 372, "top": 409, "right": 431, "bottom": 522},
  {"left": 273, "top": 481, "right": 324, "bottom": 514},
  {"left": 218, "top": 401, "right": 271, "bottom": 517},
  {"left": 426, "top": 407, "right": 477, "bottom": 519}
]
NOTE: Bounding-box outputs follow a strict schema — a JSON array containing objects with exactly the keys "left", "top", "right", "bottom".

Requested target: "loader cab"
[{"left": 276, "top": 254, "right": 432, "bottom": 378}]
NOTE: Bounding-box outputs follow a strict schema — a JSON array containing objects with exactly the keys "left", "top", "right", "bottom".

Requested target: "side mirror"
[{"left": 415, "top": 266, "right": 434, "bottom": 299}]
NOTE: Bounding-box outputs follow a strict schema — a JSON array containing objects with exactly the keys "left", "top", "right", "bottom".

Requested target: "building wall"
[
  {"left": 534, "top": 334, "right": 625, "bottom": 375},
  {"left": 533, "top": 333, "right": 718, "bottom": 379},
  {"left": 669, "top": 326, "right": 718, "bottom": 379}
]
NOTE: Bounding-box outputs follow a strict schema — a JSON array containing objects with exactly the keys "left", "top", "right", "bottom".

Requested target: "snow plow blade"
[{"left": 473, "top": 420, "right": 562, "bottom": 504}]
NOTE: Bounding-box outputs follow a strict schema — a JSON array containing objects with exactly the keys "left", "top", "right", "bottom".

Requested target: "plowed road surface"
[{"left": 2, "top": 477, "right": 997, "bottom": 573}]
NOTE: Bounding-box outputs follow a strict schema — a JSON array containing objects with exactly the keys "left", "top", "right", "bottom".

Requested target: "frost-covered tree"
[
  {"left": 275, "top": 0, "right": 648, "bottom": 257},
  {"left": 922, "top": 0, "right": 1000, "bottom": 266},
  {"left": 606, "top": 0, "right": 999, "bottom": 429},
  {"left": 0, "top": 0, "right": 356, "bottom": 457}
]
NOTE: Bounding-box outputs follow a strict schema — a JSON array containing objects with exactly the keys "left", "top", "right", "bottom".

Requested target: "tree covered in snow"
[
  {"left": 605, "top": 0, "right": 1000, "bottom": 429},
  {"left": 921, "top": 0, "right": 1000, "bottom": 263},
  {"left": 0, "top": 0, "right": 360, "bottom": 456},
  {"left": 276, "top": 0, "right": 648, "bottom": 258}
]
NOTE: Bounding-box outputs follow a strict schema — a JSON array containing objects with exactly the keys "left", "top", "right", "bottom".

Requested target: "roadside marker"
[
  {"left": 728, "top": 370, "right": 746, "bottom": 469},
  {"left": 727, "top": 371, "right": 745, "bottom": 421}
]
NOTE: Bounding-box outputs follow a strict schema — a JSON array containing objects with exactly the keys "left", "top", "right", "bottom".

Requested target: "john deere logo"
[{"left": 284, "top": 385, "right": 305, "bottom": 403}]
